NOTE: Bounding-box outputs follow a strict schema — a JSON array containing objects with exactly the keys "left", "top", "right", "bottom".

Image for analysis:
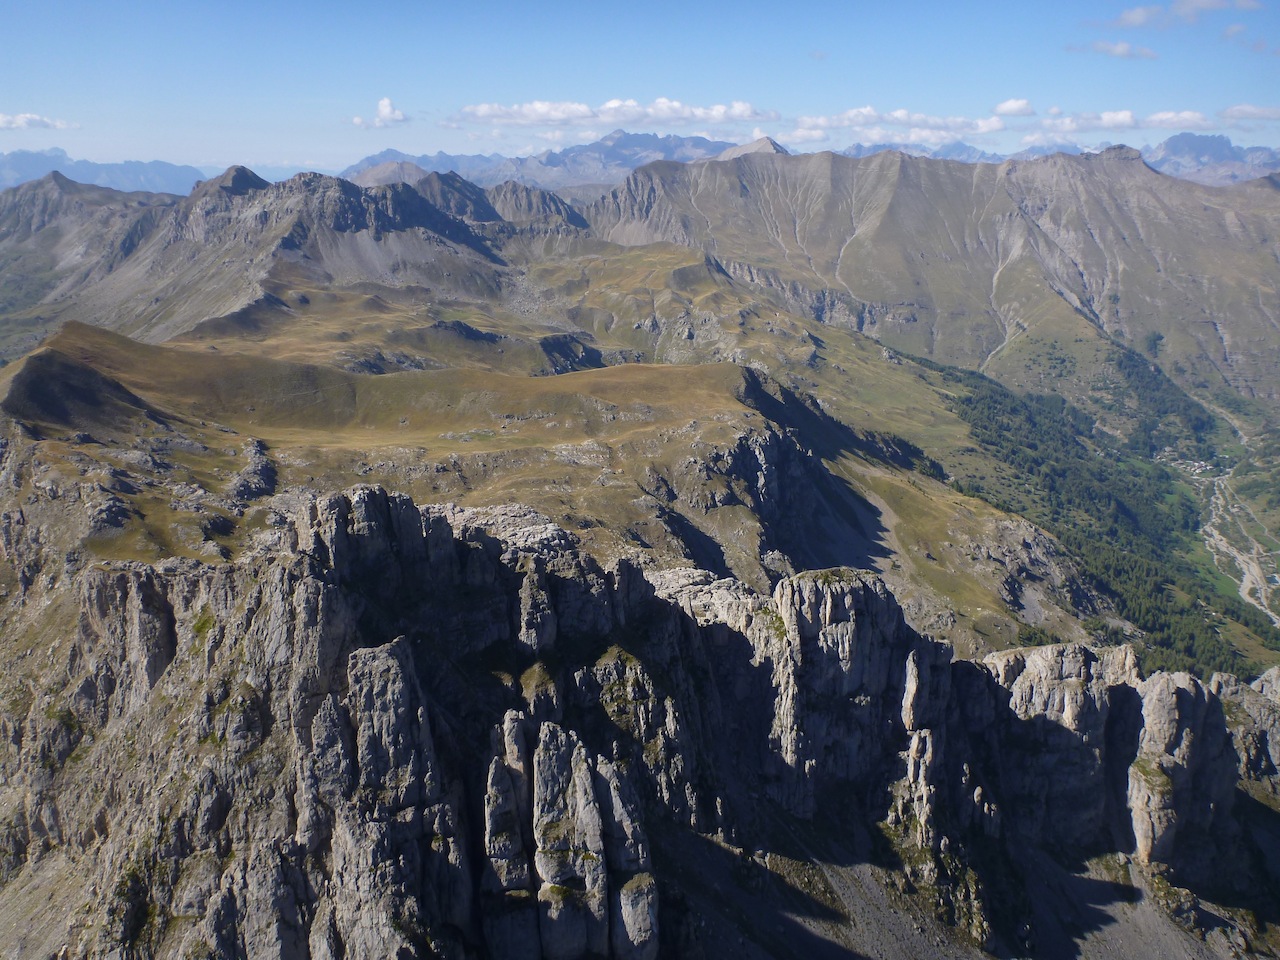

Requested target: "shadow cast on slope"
[{"left": 651, "top": 825, "right": 872, "bottom": 960}]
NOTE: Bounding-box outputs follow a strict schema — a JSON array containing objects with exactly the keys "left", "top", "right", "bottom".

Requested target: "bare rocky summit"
[{"left": 709, "top": 137, "right": 790, "bottom": 161}]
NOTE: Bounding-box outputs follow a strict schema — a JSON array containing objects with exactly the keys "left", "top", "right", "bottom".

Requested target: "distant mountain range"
[
  {"left": 6, "top": 143, "right": 1277, "bottom": 424},
  {"left": 839, "top": 134, "right": 1280, "bottom": 184},
  {"left": 343, "top": 131, "right": 1280, "bottom": 192},
  {"left": 5, "top": 132, "right": 1279, "bottom": 200},
  {"left": 1139, "top": 132, "right": 1280, "bottom": 185},
  {"left": 341, "top": 129, "right": 739, "bottom": 198},
  {"left": 0, "top": 147, "right": 206, "bottom": 195},
  {"left": 841, "top": 141, "right": 1009, "bottom": 163}
]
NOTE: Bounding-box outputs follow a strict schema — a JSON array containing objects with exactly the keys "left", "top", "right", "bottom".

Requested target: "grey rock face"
[
  {"left": 0, "top": 487, "right": 1268, "bottom": 958},
  {"left": 976, "top": 644, "right": 1143, "bottom": 852},
  {"left": 761, "top": 570, "right": 950, "bottom": 816},
  {"left": 226, "top": 439, "right": 277, "bottom": 502},
  {"left": 1126, "top": 672, "right": 1236, "bottom": 867}
]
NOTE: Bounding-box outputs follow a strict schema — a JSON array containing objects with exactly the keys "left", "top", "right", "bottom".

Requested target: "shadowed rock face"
[{"left": 1, "top": 485, "right": 1272, "bottom": 958}]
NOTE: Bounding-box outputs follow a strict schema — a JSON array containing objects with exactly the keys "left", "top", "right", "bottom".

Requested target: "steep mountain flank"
[
  {"left": 0, "top": 486, "right": 1274, "bottom": 958},
  {"left": 585, "top": 148, "right": 1280, "bottom": 420},
  {"left": 486, "top": 181, "right": 588, "bottom": 229},
  {"left": 710, "top": 137, "right": 790, "bottom": 161},
  {"left": 0, "top": 174, "right": 178, "bottom": 353}
]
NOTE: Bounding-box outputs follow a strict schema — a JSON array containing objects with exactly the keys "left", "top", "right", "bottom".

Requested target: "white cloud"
[
  {"left": 791, "top": 105, "right": 1007, "bottom": 146},
  {"left": 1145, "top": 110, "right": 1214, "bottom": 127},
  {"left": 1035, "top": 107, "right": 1221, "bottom": 138},
  {"left": 903, "top": 127, "right": 964, "bottom": 146},
  {"left": 647, "top": 98, "right": 772, "bottom": 123},
  {"left": 1172, "top": 0, "right": 1226, "bottom": 18},
  {"left": 1020, "top": 132, "right": 1082, "bottom": 148},
  {"left": 994, "top": 98, "right": 1035, "bottom": 117},
  {"left": 0, "top": 112, "right": 72, "bottom": 130},
  {"left": 1103, "top": 110, "right": 1139, "bottom": 127},
  {"left": 1223, "top": 21, "right": 1247, "bottom": 36},
  {"left": 463, "top": 100, "right": 593, "bottom": 124},
  {"left": 353, "top": 97, "right": 407, "bottom": 129},
  {"left": 455, "top": 97, "right": 778, "bottom": 127},
  {"left": 1171, "top": 0, "right": 1261, "bottom": 19},
  {"left": 1221, "top": 103, "right": 1280, "bottom": 120},
  {"left": 1041, "top": 110, "right": 1139, "bottom": 134},
  {"left": 1113, "top": 0, "right": 1260, "bottom": 28},
  {"left": 780, "top": 127, "right": 830, "bottom": 144},
  {"left": 794, "top": 106, "right": 880, "bottom": 129},
  {"left": 1115, "top": 5, "right": 1165, "bottom": 26},
  {"left": 1092, "top": 40, "right": 1158, "bottom": 58},
  {"left": 376, "top": 98, "right": 406, "bottom": 124}
]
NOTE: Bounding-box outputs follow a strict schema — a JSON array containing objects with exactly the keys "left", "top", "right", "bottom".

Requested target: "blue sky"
[{"left": 3, "top": 0, "right": 1279, "bottom": 171}]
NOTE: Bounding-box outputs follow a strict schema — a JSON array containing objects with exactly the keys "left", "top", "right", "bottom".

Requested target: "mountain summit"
[{"left": 712, "top": 136, "right": 791, "bottom": 160}]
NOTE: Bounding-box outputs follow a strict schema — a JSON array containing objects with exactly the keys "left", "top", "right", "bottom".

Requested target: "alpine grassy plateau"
[{"left": 0, "top": 140, "right": 1279, "bottom": 957}]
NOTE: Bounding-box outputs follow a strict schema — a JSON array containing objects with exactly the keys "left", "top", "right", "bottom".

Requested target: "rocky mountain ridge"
[
  {"left": 6, "top": 133, "right": 1275, "bottom": 204},
  {"left": 0, "top": 165, "right": 507, "bottom": 348},
  {"left": 336, "top": 132, "right": 1280, "bottom": 193},
  {"left": 584, "top": 145, "right": 1280, "bottom": 418},
  {"left": 6, "top": 145, "right": 1280, "bottom": 421},
  {"left": 0, "top": 485, "right": 1276, "bottom": 957}
]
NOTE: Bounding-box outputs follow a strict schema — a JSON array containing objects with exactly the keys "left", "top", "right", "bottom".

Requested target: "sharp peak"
[
  {"left": 44, "top": 170, "right": 78, "bottom": 188},
  {"left": 17, "top": 170, "right": 101, "bottom": 198},
  {"left": 197, "top": 165, "right": 271, "bottom": 196},
  {"left": 419, "top": 169, "right": 470, "bottom": 184},
  {"left": 714, "top": 137, "right": 791, "bottom": 161}
]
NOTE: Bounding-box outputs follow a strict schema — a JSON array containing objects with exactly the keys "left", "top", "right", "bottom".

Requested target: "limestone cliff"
[{"left": 0, "top": 487, "right": 1274, "bottom": 958}]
